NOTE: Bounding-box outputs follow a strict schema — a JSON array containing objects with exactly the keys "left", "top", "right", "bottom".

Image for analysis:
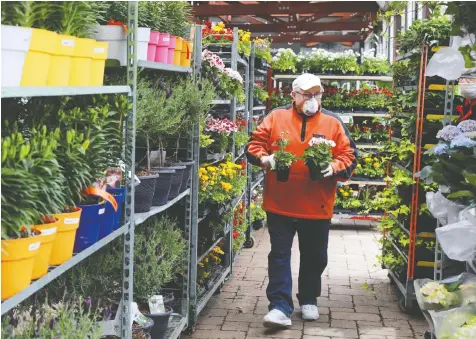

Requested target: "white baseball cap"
[{"left": 292, "top": 73, "right": 322, "bottom": 92}]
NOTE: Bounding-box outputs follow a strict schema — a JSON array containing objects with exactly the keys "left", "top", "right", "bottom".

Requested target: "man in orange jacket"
[{"left": 246, "top": 74, "right": 357, "bottom": 328}]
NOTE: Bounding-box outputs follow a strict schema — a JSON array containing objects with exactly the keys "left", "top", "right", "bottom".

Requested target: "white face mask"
[{"left": 302, "top": 98, "right": 319, "bottom": 116}]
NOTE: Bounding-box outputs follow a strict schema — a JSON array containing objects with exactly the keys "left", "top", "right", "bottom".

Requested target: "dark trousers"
[{"left": 266, "top": 212, "right": 330, "bottom": 316}]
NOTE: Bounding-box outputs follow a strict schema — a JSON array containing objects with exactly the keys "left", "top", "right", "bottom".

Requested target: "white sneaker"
[
  {"left": 263, "top": 309, "right": 292, "bottom": 328},
  {"left": 301, "top": 305, "right": 319, "bottom": 320}
]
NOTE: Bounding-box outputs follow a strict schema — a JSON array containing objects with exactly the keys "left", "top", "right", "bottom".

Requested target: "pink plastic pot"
[
  {"left": 155, "top": 33, "right": 170, "bottom": 63},
  {"left": 167, "top": 36, "right": 177, "bottom": 65},
  {"left": 147, "top": 31, "right": 160, "bottom": 61}
]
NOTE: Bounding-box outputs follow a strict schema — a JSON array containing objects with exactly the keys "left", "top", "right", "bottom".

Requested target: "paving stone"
[
  {"left": 354, "top": 306, "right": 380, "bottom": 314},
  {"left": 196, "top": 316, "right": 225, "bottom": 325},
  {"left": 304, "top": 327, "right": 358, "bottom": 338},
  {"left": 331, "top": 312, "right": 381, "bottom": 322},
  {"left": 247, "top": 327, "right": 303, "bottom": 338},
  {"left": 330, "top": 320, "right": 357, "bottom": 329},
  {"left": 189, "top": 330, "right": 246, "bottom": 338},
  {"left": 221, "top": 321, "right": 250, "bottom": 331}
]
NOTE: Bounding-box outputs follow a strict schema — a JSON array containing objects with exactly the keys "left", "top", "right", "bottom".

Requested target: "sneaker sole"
[
  {"left": 301, "top": 315, "right": 319, "bottom": 321},
  {"left": 263, "top": 320, "right": 292, "bottom": 328}
]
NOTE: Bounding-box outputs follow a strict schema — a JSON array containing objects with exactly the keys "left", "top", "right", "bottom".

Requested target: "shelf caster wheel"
[
  {"left": 243, "top": 236, "right": 255, "bottom": 249},
  {"left": 398, "top": 295, "right": 419, "bottom": 315}
]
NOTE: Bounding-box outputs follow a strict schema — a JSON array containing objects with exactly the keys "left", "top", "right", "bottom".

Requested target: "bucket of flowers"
[
  {"left": 204, "top": 115, "right": 238, "bottom": 154},
  {"left": 300, "top": 136, "right": 336, "bottom": 181},
  {"left": 272, "top": 132, "right": 296, "bottom": 182}
]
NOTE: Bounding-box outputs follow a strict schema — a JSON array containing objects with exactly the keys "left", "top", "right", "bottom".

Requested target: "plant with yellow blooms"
[
  {"left": 356, "top": 153, "right": 386, "bottom": 178},
  {"left": 238, "top": 29, "right": 251, "bottom": 56},
  {"left": 197, "top": 244, "right": 226, "bottom": 286},
  {"left": 198, "top": 159, "right": 247, "bottom": 204},
  {"left": 334, "top": 185, "right": 361, "bottom": 211}
]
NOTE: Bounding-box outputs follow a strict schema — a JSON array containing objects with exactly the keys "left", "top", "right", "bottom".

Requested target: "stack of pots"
[
  {"left": 1, "top": 207, "right": 82, "bottom": 300},
  {"left": 1, "top": 25, "right": 109, "bottom": 87},
  {"left": 95, "top": 25, "right": 150, "bottom": 65},
  {"left": 134, "top": 162, "right": 194, "bottom": 214},
  {"left": 147, "top": 31, "right": 170, "bottom": 64}
]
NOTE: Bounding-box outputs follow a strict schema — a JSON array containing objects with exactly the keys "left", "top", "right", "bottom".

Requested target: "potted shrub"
[
  {"left": 272, "top": 132, "right": 296, "bottom": 182},
  {"left": 1, "top": 123, "right": 73, "bottom": 298},
  {"left": 299, "top": 136, "right": 336, "bottom": 181}
]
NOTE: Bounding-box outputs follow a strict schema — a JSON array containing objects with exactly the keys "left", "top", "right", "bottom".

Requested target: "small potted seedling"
[{"left": 272, "top": 132, "right": 296, "bottom": 182}]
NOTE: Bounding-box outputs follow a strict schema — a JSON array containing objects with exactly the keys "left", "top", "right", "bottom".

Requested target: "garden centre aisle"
[{"left": 183, "top": 226, "right": 429, "bottom": 339}]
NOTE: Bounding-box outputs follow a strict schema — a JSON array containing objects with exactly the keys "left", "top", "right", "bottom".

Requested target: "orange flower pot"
[
  {"left": 50, "top": 207, "right": 81, "bottom": 265},
  {"left": 1, "top": 236, "right": 41, "bottom": 300},
  {"left": 31, "top": 218, "right": 58, "bottom": 279}
]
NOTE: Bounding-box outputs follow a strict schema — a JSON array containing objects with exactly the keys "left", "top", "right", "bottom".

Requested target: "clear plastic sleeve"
[
  {"left": 426, "top": 191, "right": 466, "bottom": 226},
  {"left": 430, "top": 303, "right": 476, "bottom": 339}
]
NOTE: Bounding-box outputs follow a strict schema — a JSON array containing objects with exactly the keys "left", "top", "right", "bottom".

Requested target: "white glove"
[
  {"left": 261, "top": 154, "right": 276, "bottom": 170},
  {"left": 321, "top": 164, "right": 334, "bottom": 178}
]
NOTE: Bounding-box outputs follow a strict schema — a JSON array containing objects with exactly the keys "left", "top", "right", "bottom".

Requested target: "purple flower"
[
  {"left": 436, "top": 125, "right": 461, "bottom": 141},
  {"left": 457, "top": 120, "right": 476, "bottom": 133},
  {"left": 49, "top": 317, "right": 56, "bottom": 330},
  {"left": 450, "top": 134, "right": 476, "bottom": 148},
  {"left": 427, "top": 143, "right": 449, "bottom": 155},
  {"left": 84, "top": 296, "right": 92, "bottom": 307}
]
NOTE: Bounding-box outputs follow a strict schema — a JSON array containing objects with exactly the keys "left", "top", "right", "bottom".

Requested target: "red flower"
[
  {"left": 204, "top": 21, "right": 212, "bottom": 28},
  {"left": 233, "top": 230, "right": 241, "bottom": 239}
]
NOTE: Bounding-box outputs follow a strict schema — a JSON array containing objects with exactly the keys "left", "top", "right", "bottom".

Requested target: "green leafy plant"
[
  {"left": 396, "top": 16, "right": 451, "bottom": 55},
  {"left": 270, "top": 89, "right": 292, "bottom": 109},
  {"left": 234, "top": 130, "right": 249, "bottom": 149},
  {"left": 361, "top": 52, "right": 391, "bottom": 75},
  {"left": 254, "top": 38, "right": 272, "bottom": 62},
  {"left": 99, "top": 1, "right": 192, "bottom": 38},
  {"left": 254, "top": 83, "right": 269, "bottom": 103},
  {"left": 1, "top": 297, "right": 102, "bottom": 339},
  {"left": 1, "top": 124, "right": 65, "bottom": 238},
  {"left": 271, "top": 49, "right": 297, "bottom": 72},
  {"left": 273, "top": 132, "right": 296, "bottom": 171},
  {"left": 356, "top": 153, "right": 385, "bottom": 178}
]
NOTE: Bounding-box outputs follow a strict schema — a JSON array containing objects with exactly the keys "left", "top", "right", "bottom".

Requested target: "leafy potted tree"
[
  {"left": 300, "top": 137, "right": 336, "bottom": 181},
  {"left": 272, "top": 132, "right": 296, "bottom": 182}
]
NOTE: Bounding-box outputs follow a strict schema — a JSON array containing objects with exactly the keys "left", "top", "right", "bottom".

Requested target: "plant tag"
[
  {"left": 61, "top": 39, "right": 75, "bottom": 47},
  {"left": 94, "top": 47, "right": 105, "bottom": 53},
  {"left": 149, "top": 295, "right": 166, "bottom": 314},
  {"left": 132, "top": 302, "right": 149, "bottom": 326},
  {"left": 28, "top": 242, "right": 40, "bottom": 251},
  {"left": 163, "top": 37, "right": 170, "bottom": 42},
  {"left": 40, "top": 227, "right": 57, "bottom": 236},
  {"left": 99, "top": 208, "right": 105, "bottom": 215},
  {"left": 64, "top": 217, "right": 79, "bottom": 224},
  {"left": 339, "top": 115, "right": 351, "bottom": 124}
]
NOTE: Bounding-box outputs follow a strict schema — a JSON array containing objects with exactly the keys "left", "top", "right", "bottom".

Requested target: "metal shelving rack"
[
  {"left": 1, "top": 3, "right": 199, "bottom": 339},
  {"left": 189, "top": 27, "right": 250, "bottom": 330}
]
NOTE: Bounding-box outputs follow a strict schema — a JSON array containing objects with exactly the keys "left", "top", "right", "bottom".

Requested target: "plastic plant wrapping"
[
  {"left": 426, "top": 47, "right": 466, "bottom": 80},
  {"left": 415, "top": 273, "right": 476, "bottom": 311},
  {"left": 430, "top": 303, "right": 476, "bottom": 339},
  {"left": 436, "top": 205, "right": 476, "bottom": 262},
  {"left": 426, "top": 191, "right": 467, "bottom": 226}
]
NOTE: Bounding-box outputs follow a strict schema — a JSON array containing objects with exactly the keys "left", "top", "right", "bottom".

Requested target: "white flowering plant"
[
  {"left": 271, "top": 48, "right": 297, "bottom": 72},
  {"left": 299, "top": 137, "right": 335, "bottom": 180},
  {"left": 202, "top": 50, "right": 246, "bottom": 103},
  {"left": 361, "top": 52, "right": 391, "bottom": 75},
  {"left": 421, "top": 281, "right": 458, "bottom": 308}
]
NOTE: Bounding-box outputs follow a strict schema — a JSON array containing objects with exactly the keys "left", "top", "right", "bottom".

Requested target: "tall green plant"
[{"left": 1, "top": 124, "right": 66, "bottom": 239}]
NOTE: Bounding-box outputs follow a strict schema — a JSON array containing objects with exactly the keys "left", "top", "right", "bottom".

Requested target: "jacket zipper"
[{"left": 301, "top": 116, "right": 307, "bottom": 142}]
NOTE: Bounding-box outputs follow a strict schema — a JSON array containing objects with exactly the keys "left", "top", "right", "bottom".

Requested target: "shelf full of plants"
[
  {"left": 375, "top": 10, "right": 473, "bottom": 315},
  {"left": 267, "top": 64, "right": 393, "bottom": 224},
  {"left": 1, "top": 2, "right": 205, "bottom": 339},
  {"left": 189, "top": 24, "right": 252, "bottom": 327}
]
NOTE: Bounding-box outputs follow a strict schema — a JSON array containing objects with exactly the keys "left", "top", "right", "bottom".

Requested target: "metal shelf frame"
[
  {"left": 0, "top": 4, "right": 199, "bottom": 339},
  {"left": 189, "top": 26, "right": 251, "bottom": 328},
  {"left": 274, "top": 74, "right": 393, "bottom": 82}
]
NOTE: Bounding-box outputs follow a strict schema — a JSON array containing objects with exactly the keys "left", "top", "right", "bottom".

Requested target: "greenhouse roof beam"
[{"left": 231, "top": 21, "right": 368, "bottom": 33}]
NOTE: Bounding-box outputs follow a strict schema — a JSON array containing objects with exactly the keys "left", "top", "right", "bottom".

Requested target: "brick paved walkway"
[{"left": 183, "top": 226, "right": 428, "bottom": 339}]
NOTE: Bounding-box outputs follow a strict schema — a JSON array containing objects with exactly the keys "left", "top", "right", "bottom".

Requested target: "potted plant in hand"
[
  {"left": 272, "top": 132, "right": 296, "bottom": 182},
  {"left": 300, "top": 137, "right": 336, "bottom": 181}
]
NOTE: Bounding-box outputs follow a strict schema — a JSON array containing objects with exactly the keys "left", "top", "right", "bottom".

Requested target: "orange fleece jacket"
[{"left": 246, "top": 104, "right": 358, "bottom": 220}]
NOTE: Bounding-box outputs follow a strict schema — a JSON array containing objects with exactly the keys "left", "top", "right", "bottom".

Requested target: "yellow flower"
[
  {"left": 343, "top": 192, "right": 349, "bottom": 197},
  {"left": 339, "top": 188, "right": 344, "bottom": 193},
  {"left": 357, "top": 164, "right": 362, "bottom": 168},
  {"left": 203, "top": 272, "right": 210, "bottom": 278},
  {"left": 364, "top": 157, "right": 372, "bottom": 163},
  {"left": 250, "top": 202, "right": 256, "bottom": 208},
  {"left": 204, "top": 257, "right": 209, "bottom": 263},
  {"left": 202, "top": 175, "right": 209, "bottom": 181},
  {"left": 198, "top": 262, "right": 204, "bottom": 268},
  {"left": 373, "top": 163, "right": 380, "bottom": 168}
]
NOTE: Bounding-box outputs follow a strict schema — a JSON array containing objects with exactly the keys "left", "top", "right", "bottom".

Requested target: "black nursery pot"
[
  {"left": 252, "top": 219, "right": 265, "bottom": 230},
  {"left": 135, "top": 175, "right": 159, "bottom": 213},
  {"left": 145, "top": 307, "right": 174, "bottom": 339},
  {"left": 306, "top": 161, "right": 322, "bottom": 181},
  {"left": 171, "top": 161, "right": 194, "bottom": 193},
  {"left": 151, "top": 169, "right": 175, "bottom": 206},
  {"left": 165, "top": 166, "right": 186, "bottom": 199},
  {"left": 133, "top": 317, "right": 154, "bottom": 335},
  {"left": 276, "top": 167, "right": 290, "bottom": 182}
]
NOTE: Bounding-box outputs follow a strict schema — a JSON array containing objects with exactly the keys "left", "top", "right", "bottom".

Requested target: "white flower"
[
  {"left": 420, "top": 282, "right": 442, "bottom": 295},
  {"left": 309, "top": 137, "right": 336, "bottom": 148},
  {"left": 458, "top": 120, "right": 476, "bottom": 133}
]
